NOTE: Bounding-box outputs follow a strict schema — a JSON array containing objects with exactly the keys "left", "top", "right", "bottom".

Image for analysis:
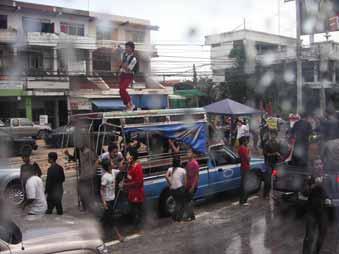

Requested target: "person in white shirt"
[
  {"left": 96, "top": 143, "right": 124, "bottom": 169},
  {"left": 22, "top": 172, "right": 47, "bottom": 215},
  {"left": 100, "top": 159, "right": 124, "bottom": 242},
  {"left": 165, "top": 158, "right": 186, "bottom": 222},
  {"left": 236, "top": 119, "right": 250, "bottom": 145}
]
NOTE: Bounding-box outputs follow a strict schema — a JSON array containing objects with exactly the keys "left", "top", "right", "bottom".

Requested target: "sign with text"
[
  {"left": 39, "top": 115, "right": 48, "bottom": 126},
  {"left": 0, "top": 81, "right": 24, "bottom": 89},
  {"left": 69, "top": 97, "right": 92, "bottom": 111},
  {"left": 300, "top": 0, "right": 339, "bottom": 34}
]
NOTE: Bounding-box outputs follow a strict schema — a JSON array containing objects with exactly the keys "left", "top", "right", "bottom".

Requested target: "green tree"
[{"left": 224, "top": 45, "right": 254, "bottom": 104}]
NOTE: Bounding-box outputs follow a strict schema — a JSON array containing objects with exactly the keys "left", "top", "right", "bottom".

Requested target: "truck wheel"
[
  {"left": 20, "top": 144, "right": 32, "bottom": 156},
  {"left": 159, "top": 189, "right": 175, "bottom": 217},
  {"left": 38, "top": 130, "right": 49, "bottom": 139},
  {"left": 5, "top": 181, "right": 24, "bottom": 206},
  {"left": 245, "top": 170, "right": 261, "bottom": 194}
]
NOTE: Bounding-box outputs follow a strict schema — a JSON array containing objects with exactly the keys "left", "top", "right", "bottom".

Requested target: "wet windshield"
[{"left": 1, "top": 0, "right": 339, "bottom": 253}]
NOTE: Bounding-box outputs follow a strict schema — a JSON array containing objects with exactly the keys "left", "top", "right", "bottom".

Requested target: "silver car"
[
  {"left": 0, "top": 216, "right": 108, "bottom": 254},
  {"left": 0, "top": 167, "right": 23, "bottom": 206}
]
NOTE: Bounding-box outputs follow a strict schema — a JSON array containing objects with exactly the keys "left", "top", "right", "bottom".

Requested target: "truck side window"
[
  {"left": 211, "top": 149, "right": 232, "bottom": 166},
  {"left": 20, "top": 119, "right": 33, "bottom": 126},
  {"left": 12, "top": 120, "right": 19, "bottom": 127}
]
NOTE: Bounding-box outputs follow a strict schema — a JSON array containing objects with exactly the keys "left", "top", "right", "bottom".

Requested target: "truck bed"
[
  {"left": 273, "top": 163, "right": 311, "bottom": 193},
  {"left": 273, "top": 162, "right": 339, "bottom": 207}
]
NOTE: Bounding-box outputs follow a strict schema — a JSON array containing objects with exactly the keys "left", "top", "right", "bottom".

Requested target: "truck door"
[
  {"left": 209, "top": 146, "right": 240, "bottom": 193},
  {"left": 18, "top": 119, "right": 36, "bottom": 137}
]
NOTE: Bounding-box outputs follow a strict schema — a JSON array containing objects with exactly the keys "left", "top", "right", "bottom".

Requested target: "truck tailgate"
[{"left": 273, "top": 163, "right": 310, "bottom": 193}]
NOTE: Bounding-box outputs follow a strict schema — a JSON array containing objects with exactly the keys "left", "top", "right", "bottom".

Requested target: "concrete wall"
[{"left": 0, "top": 9, "right": 92, "bottom": 37}]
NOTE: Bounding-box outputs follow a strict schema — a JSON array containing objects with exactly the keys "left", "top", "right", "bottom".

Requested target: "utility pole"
[
  {"left": 278, "top": 0, "right": 281, "bottom": 35},
  {"left": 193, "top": 64, "right": 197, "bottom": 86},
  {"left": 295, "top": 0, "right": 303, "bottom": 113}
]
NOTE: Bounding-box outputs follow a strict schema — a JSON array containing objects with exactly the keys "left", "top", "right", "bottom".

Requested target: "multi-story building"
[
  {"left": 205, "top": 29, "right": 339, "bottom": 112},
  {"left": 0, "top": 0, "right": 168, "bottom": 128},
  {"left": 205, "top": 29, "right": 297, "bottom": 83}
]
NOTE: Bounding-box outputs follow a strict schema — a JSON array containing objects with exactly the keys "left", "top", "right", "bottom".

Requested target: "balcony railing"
[{"left": 0, "top": 29, "right": 17, "bottom": 43}]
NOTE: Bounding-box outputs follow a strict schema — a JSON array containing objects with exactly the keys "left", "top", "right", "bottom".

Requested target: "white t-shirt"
[
  {"left": 99, "top": 152, "right": 123, "bottom": 164},
  {"left": 101, "top": 170, "right": 119, "bottom": 201},
  {"left": 167, "top": 167, "right": 186, "bottom": 190},
  {"left": 237, "top": 124, "right": 250, "bottom": 139},
  {"left": 25, "top": 176, "right": 47, "bottom": 215}
]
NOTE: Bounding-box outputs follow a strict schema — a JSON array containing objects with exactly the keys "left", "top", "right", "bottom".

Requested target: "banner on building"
[
  {"left": 300, "top": 0, "right": 339, "bottom": 35},
  {"left": 39, "top": 115, "right": 48, "bottom": 125},
  {"left": 69, "top": 97, "right": 92, "bottom": 111}
]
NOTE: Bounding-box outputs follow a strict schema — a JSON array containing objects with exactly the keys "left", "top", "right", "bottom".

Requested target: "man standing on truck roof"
[{"left": 119, "top": 41, "right": 138, "bottom": 111}]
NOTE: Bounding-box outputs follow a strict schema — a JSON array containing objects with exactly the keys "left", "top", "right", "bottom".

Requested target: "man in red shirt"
[
  {"left": 123, "top": 148, "right": 144, "bottom": 231},
  {"left": 184, "top": 148, "right": 200, "bottom": 221},
  {"left": 238, "top": 137, "right": 251, "bottom": 205}
]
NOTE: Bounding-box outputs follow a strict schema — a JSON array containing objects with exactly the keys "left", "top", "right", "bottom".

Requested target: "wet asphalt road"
[
  {"left": 108, "top": 195, "right": 338, "bottom": 254},
  {"left": 9, "top": 175, "right": 339, "bottom": 254}
]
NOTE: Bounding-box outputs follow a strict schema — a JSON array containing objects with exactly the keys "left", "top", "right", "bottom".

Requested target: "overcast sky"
[{"left": 21, "top": 0, "right": 297, "bottom": 42}]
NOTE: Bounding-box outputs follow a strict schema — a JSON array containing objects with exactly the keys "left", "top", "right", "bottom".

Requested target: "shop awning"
[
  {"left": 174, "top": 89, "right": 206, "bottom": 97},
  {"left": 92, "top": 99, "right": 126, "bottom": 110}
]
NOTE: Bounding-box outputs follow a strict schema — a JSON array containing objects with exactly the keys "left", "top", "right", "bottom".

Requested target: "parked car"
[
  {"left": 0, "top": 167, "right": 22, "bottom": 206},
  {"left": 0, "top": 118, "right": 51, "bottom": 139},
  {"left": 0, "top": 120, "right": 4, "bottom": 127},
  {"left": 0, "top": 130, "right": 37, "bottom": 158},
  {"left": 0, "top": 217, "right": 108, "bottom": 254},
  {"left": 44, "top": 125, "right": 75, "bottom": 148}
]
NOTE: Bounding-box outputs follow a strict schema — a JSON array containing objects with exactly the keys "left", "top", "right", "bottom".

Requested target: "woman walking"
[{"left": 165, "top": 158, "right": 186, "bottom": 222}]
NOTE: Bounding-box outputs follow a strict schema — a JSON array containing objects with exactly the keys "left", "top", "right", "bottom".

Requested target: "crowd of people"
[
  {"left": 17, "top": 136, "right": 202, "bottom": 241},
  {"left": 17, "top": 106, "right": 339, "bottom": 249}
]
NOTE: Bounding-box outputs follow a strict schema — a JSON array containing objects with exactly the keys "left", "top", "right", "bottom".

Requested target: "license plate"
[{"left": 298, "top": 193, "right": 308, "bottom": 201}]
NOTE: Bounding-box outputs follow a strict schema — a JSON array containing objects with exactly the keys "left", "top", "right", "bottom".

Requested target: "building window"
[
  {"left": 96, "top": 26, "right": 114, "bottom": 40},
  {"left": 0, "top": 15, "right": 7, "bottom": 29},
  {"left": 23, "top": 17, "right": 54, "bottom": 33},
  {"left": 28, "top": 52, "right": 43, "bottom": 70},
  {"left": 60, "top": 22, "right": 85, "bottom": 36},
  {"left": 126, "top": 30, "right": 145, "bottom": 43}
]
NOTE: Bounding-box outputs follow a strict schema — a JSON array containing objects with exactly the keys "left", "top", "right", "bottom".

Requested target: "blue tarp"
[
  {"left": 92, "top": 99, "right": 126, "bottom": 110},
  {"left": 204, "top": 98, "right": 262, "bottom": 116},
  {"left": 124, "top": 122, "right": 207, "bottom": 154}
]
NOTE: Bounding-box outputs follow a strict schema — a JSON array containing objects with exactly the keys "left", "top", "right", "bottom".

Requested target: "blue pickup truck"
[
  {"left": 72, "top": 108, "right": 265, "bottom": 216},
  {"left": 145, "top": 144, "right": 265, "bottom": 216}
]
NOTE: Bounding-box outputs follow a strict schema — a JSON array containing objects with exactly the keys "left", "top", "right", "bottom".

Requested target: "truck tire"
[
  {"left": 20, "top": 144, "right": 32, "bottom": 156},
  {"left": 159, "top": 189, "right": 175, "bottom": 217},
  {"left": 5, "top": 181, "right": 24, "bottom": 206},
  {"left": 245, "top": 170, "right": 262, "bottom": 194},
  {"left": 38, "top": 130, "right": 49, "bottom": 139}
]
